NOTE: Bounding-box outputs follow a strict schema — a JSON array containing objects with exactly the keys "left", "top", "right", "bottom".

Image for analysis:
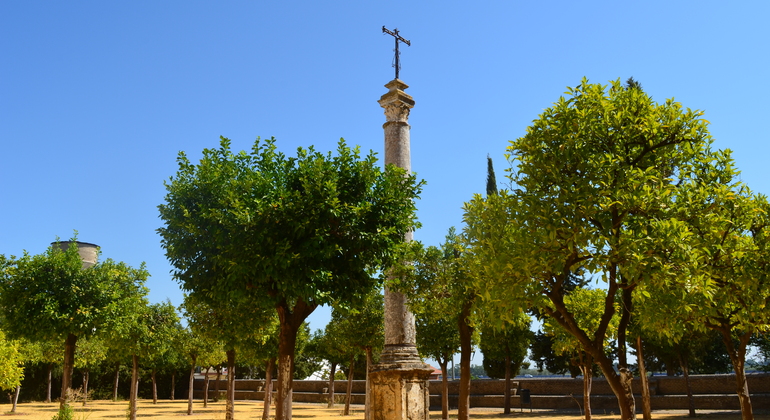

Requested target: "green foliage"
[
  {"left": 159, "top": 137, "right": 422, "bottom": 419},
  {"left": 0, "top": 240, "right": 149, "bottom": 343},
  {"left": 291, "top": 323, "right": 323, "bottom": 379},
  {"left": 317, "top": 319, "right": 351, "bottom": 369},
  {"left": 51, "top": 403, "right": 73, "bottom": 420},
  {"left": 544, "top": 288, "right": 619, "bottom": 358},
  {"left": 479, "top": 312, "right": 531, "bottom": 379},
  {"left": 529, "top": 331, "right": 579, "bottom": 377},
  {"left": 415, "top": 309, "right": 460, "bottom": 368},
  {"left": 74, "top": 337, "right": 107, "bottom": 372},
  {"left": 639, "top": 329, "right": 731, "bottom": 375},
  {"left": 329, "top": 289, "right": 384, "bottom": 355},
  {"left": 392, "top": 228, "right": 477, "bottom": 337},
  {"left": 158, "top": 137, "right": 423, "bottom": 310},
  {"left": 24, "top": 338, "right": 61, "bottom": 368},
  {"left": 0, "top": 330, "right": 24, "bottom": 391},
  {"left": 109, "top": 301, "right": 179, "bottom": 360},
  {"left": 182, "top": 293, "right": 273, "bottom": 354},
  {"left": 464, "top": 79, "right": 723, "bottom": 418},
  {"left": 235, "top": 316, "right": 279, "bottom": 372},
  {"left": 486, "top": 155, "right": 497, "bottom": 197}
]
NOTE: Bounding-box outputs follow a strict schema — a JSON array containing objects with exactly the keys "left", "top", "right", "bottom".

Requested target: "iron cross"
[{"left": 382, "top": 26, "right": 410, "bottom": 80}]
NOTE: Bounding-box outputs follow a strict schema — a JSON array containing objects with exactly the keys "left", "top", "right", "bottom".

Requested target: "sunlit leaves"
[{"left": 158, "top": 137, "right": 423, "bottom": 310}]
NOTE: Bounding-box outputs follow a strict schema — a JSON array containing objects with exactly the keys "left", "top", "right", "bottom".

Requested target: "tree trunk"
[
  {"left": 439, "top": 359, "right": 449, "bottom": 420},
  {"left": 263, "top": 358, "right": 275, "bottom": 420},
  {"left": 365, "top": 348, "right": 373, "bottom": 420},
  {"left": 679, "top": 353, "right": 695, "bottom": 417},
  {"left": 204, "top": 367, "right": 211, "bottom": 408},
  {"left": 11, "top": 385, "right": 20, "bottom": 412},
  {"left": 215, "top": 366, "right": 221, "bottom": 396},
  {"left": 47, "top": 364, "right": 53, "bottom": 403},
  {"left": 152, "top": 368, "right": 158, "bottom": 404},
  {"left": 327, "top": 362, "right": 337, "bottom": 408},
  {"left": 187, "top": 357, "right": 196, "bottom": 415},
  {"left": 226, "top": 349, "right": 236, "bottom": 420},
  {"left": 457, "top": 300, "right": 474, "bottom": 420},
  {"left": 275, "top": 298, "right": 317, "bottom": 420},
  {"left": 344, "top": 354, "right": 355, "bottom": 416},
  {"left": 637, "top": 337, "right": 651, "bottom": 420},
  {"left": 129, "top": 354, "right": 139, "bottom": 420},
  {"left": 614, "top": 287, "right": 637, "bottom": 420},
  {"left": 82, "top": 369, "right": 89, "bottom": 406},
  {"left": 503, "top": 354, "right": 511, "bottom": 414},
  {"left": 721, "top": 330, "right": 753, "bottom": 420},
  {"left": 113, "top": 362, "right": 120, "bottom": 402},
  {"left": 547, "top": 270, "right": 636, "bottom": 419},
  {"left": 60, "top": 333, "right": 78, "bottom": 410},
  {"left": 580, "top": 352, "right": 593, "bottom": 420},
  {"left": 171, "top": 372, "right": 176, "bottom": 401},
  {"left": 591, "top": 347, "right": 635, "bottom": 420}
]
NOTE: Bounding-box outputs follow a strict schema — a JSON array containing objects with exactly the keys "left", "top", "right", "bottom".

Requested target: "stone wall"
[{"left": 193, "top": 373, "right": 770, "bottom": 410}]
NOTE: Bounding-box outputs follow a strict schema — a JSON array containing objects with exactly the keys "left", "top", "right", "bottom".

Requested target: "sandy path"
[{"left": 0, "top": 400, "right": 765, "bottom": 420}]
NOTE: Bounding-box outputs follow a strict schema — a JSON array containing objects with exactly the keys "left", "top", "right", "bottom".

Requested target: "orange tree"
[
  {"left": 109, "top": 301, "right": 179, "bottom": 420},
  {"left": 463, "top": 79, "right": 721, "bottom": 420},
  {"left": 0, "top": 241, "right": 148, "bottom": 413},
  {"left": 182, "top": 292, "right": 274, "bottom": 420},
  {"left": 542, "top": 288, "right": 618, "bottom": 420},
  {"left": 636, "top": 169, "right": 770, "bottom": 420},
  {"left": 478, "top": 311, "right": 531, "bottom": 415},
  {"left": 391, "top": 228, "right": 479, "bottom": 420},
  {"left": 158, "top": 137, "right": 422, "bottom": 420}
]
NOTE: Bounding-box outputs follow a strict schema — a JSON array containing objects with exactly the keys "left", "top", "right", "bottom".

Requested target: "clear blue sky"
[{"left": 2, "top": 1, "right": 769, "bottom": 362}]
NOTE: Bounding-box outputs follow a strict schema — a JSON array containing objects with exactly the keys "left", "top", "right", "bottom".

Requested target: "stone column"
[{"left": 369, "top": 79, "right": 432, "bottom": 420}]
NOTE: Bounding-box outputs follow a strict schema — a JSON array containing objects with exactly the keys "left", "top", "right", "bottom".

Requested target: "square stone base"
[{"left": 369, "top": 362, "right": 432, "bottom": 420}]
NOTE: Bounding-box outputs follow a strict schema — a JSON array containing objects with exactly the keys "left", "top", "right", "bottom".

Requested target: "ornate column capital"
[{"left": 378, "top": 79, "right": 415, "bottom": 123}]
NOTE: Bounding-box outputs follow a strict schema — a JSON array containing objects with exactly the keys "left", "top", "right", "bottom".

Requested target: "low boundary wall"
[{"left": 193, "top": 373, "right": 770, "bottom": 411}]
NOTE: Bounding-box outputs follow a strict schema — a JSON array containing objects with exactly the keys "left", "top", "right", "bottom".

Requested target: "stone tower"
[{"left": 369, "top": 79, "right": 432, "bottom": 420}]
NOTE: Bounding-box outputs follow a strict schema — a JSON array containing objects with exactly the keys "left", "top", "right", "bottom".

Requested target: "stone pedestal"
[
  {"left": 369, "top": 363, "right": 432, "bottom": 420},
  {"left": 371, "top": 78, "right": 431, "bottom": 420}
]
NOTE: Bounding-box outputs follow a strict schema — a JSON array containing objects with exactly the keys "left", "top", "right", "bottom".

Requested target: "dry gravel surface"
[{"left": 0, "top": 400, "right": 767, "bottom": 420}]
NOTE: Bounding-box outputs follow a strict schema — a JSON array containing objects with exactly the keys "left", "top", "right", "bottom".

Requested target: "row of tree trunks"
[
  {"left": 327, "top": 362, "right": 337, "bottom": 408},
  {"left": 226, "top": 349, "right": 236, "bottom": 420},
  {"left": 151, "top": 369, "right": 158, "bottom": 404},
  {"left": 9, "top": 385, "right": 20, "bottom": 413},
  {"left": 344, "top": 354, "right": 355, "bottom": 415},
  {"left": 680, "top": 354, "right": 695, "bottom": 417},
  {"left": 60, "top": 333, "right": 78, "bottom": 410},
  {"left": 438, "top": 360, "right": 449, "bottom": 420},
  {"left": 457, "top": 301, "right": 474, "bottom": 420},
  {"left": 262, "top": 358, "right": 275, "bottom": 420},
  {"left": 636, "top": 337, "right": 651, "bottom": 420},
  {"left": 128, "top": 355, "right": 139, "bottom": 420},
  {"left": 365, "top": 348, "right": 373, "bottom": 420},
  {"left": 82, "top": 369, "right": 89, "bottom": 406},
  {"left": 187, "top": 358, "right": 196, "bottom": 415},
  {"left": 722, "top": 330, "right": 754, "bottom": 420},
  {"left": 275, "top": 299, "right": 316, "bottom": 420},
  {"left": 47, "top": 364, "right": 53, "bottom": 403},
  {"left": 204, "top": 367, "right": 211, "bottom": 407},
  {"left": 113, "top": 362, "right": 120, "bottom": 401},
  {"left": 503, "top": 354, "right": 512, "bottom": 415},
  {"left": 579, "top": 353, "right": 593, "bottom": 420}
]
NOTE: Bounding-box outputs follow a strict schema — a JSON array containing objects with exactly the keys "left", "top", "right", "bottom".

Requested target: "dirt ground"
[{"left": 0, "top": 400, "right": 767, "bottom": 420}]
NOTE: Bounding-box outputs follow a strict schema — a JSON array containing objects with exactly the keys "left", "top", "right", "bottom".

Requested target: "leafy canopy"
[
  {"left": 158, "top": 137, "right": 423, "bottom": 309},
  {"left": 0, "top": 241, "right": 149, "bottom": 343}
]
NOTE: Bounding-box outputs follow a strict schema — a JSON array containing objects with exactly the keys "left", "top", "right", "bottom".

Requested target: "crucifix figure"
[{"left": 382, "top": 26, "right": 410, "bottom": 80}]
